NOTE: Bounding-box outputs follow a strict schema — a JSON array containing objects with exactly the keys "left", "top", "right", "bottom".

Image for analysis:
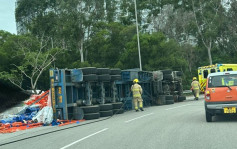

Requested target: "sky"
[{"left": 0, "top": 0, "right": 17, "bottom": 34}]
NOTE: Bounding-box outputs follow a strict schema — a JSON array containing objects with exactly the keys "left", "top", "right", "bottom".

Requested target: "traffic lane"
[
  {"left": 139, "top": 100, "right": 237, "bottom": 149},
  {"left": 0, "top": 101, "right": 197, "bottom": 148},
  {"left": 58, "top": 102, "right": 198, "bottom": 149},
  {"left": 0, "top": 110, "right": 162, "bottom": 148},
  {"left": 3, "top": 97, "right": 237, "bottom": 149},
  {"left": 69, "top": 101, "right": 200, "bottom": 149},
  {"left": 0, "top": 99, "right": 194, "bottom": 144},
  {"left": 69, "top": 99, "right": 237, "bottom": 149}
]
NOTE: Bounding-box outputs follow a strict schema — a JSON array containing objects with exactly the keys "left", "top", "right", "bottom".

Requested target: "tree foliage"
[{"left": 1, "top": 0, "right": 235, "bottom": 90}]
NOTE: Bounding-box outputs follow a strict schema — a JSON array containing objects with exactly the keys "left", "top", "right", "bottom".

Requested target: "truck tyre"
[
  {"left": 83, "top": 74, "right": 98, "bottom": 81},
  {"left": 111, "top": 75, "right": 121, "bottom": 81},
  {"left": 100, "top": 110, "right": 113, "bottom": 117},
  {"left": 178, "top": 96, "right": 186, "bottom": 102},
  {"left": 166, "top": 100, "right": 174, "bottom": 104},
  {"left": 174, "top": 77, "right": 181, "bottom": 81},
  {"left": 206, "top": 111, "right": 212, "bottom": 122},
  {"left": 163, "top": 74, "right": 173, "bottom": 80},
  {"left": 97, "top": 68, "right": 111, "bottom": 75},
  {"left": 176, "top": 71, "right": 182, "bottom": 76},
  {"left": 83, "top": 113, "right": 100, "bottom": 120},
  {"left": 113, "top": 109, "right": 124, "bottom": 114},
  {"left": 156, "top": 95, "right": 166, "bottom": 105},
  {"left": 110, "top": 69, "right": 121, "bottom": 75},
  {"left": 98, "top": 74, "right": 111, "bottom": 81},
  {"left": 81, "top": 105, "right": 100, "bottom": 114},
  {"left": 173, "top": 95, "right": 179, "bottom": 102},
  {"left": 161, "top": 70, "right": 172, "bottom": 74},
  {"left": 165, "top": 95, "right": 173, "bottom": 100},
  {"left": 112, "top": 102, "right": 123, "bottom": 109},
  {"left": 99, "top": 104, "right": 113, "bottom": 111},
  {"left": 73, "top": 107, "right": 84, "bottom": 120},
  {"left": 81, "top": 67, "right": 97, "bottom": 75}
]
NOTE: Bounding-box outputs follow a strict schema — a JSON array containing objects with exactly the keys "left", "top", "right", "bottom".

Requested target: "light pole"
[{"left": 134, "top": 0, "right": 142, "bottom": 71}]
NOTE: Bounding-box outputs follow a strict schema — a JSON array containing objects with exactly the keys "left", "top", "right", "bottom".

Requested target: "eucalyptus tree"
[
  {"left": 190, "top": 0, "right": 226, "bottom": 65},
  {"left": 227, "top": 1, "right": 237, "bottom": 52},
  {"left": 0, "top": 34, "right": 60, "bottom": 92},
  {"left": 217, "top": 0, "right": 237, "bottom": 58}
]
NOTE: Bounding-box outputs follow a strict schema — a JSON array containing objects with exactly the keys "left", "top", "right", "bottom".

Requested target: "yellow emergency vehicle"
[{"left": 198, "top": 64, "right": 237, "bottom": 92}]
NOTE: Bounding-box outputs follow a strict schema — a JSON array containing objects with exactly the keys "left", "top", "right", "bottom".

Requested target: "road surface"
[{"left": 1, "top": 96, "right": 237, "bottom": 149}]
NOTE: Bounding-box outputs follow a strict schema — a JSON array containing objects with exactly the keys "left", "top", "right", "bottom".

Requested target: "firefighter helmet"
[
  {"left": 193, "top": 77, "right": 197, "bottom": 81},
  {"left": 133, "top": 79, "right": 139, "bottom": 83}
]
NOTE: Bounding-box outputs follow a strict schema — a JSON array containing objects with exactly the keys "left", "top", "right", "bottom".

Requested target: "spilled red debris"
[
  {"left": 0, "top": 91, "right": 85, "bottom": 133},
  {"left": 25, "top": 90, "right": 50, "bottom": 109}
]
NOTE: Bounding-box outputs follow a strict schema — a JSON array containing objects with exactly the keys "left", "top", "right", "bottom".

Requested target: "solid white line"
[
  {"left": 125, "top": 113, "right": 154, "bottom": 123},
  {"left": 60, "top": 128, "right": 108, "bottom": 149},
  {"left": 165, "top": 104, "right": 191, "bottom": 110}
]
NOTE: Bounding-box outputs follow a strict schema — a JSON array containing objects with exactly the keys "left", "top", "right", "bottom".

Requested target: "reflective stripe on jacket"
[{"left": 131, "top": 84, "right": 142, "bottom": 98}]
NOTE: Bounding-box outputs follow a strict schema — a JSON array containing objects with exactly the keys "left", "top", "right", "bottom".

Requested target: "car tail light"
[{"left": 206, "top": 90, "right": 210, "bottom": 100}]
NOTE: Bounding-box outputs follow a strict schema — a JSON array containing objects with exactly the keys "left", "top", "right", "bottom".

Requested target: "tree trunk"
[{"left": 207, "top": 40, "right": 212, "bottom": 65}]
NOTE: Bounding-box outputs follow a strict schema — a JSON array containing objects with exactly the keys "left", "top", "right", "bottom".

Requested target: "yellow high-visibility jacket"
[
  {"left": 191, "top": 80, "right": 200, "bottom": 90},
  {"left": 131, "top": 83, "right": 143, "bottom": 98}
]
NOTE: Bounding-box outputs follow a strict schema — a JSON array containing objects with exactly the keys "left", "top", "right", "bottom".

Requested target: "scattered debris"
[{"left": 0, "top": 90, "right": 85, "bottom": 133}]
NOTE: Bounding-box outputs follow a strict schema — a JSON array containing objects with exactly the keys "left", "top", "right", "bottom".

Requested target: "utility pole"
[{"left": 134, "top": 0, "right": 142, "bottom": 71}]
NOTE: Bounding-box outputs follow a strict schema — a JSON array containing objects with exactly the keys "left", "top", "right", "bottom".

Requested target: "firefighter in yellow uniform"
[
  {"left": 191, "top": 77, "right": 200, "bottom": 100},
  {"left": 131, "top": 79, "right": 144, "bottom": 112}
]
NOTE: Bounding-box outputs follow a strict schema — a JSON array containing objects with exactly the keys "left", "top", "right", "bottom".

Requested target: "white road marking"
[
  {"left": 165, "top": 104, "right": 191, "bottom": 110},
  {"left": 125, "top": 113, "right": 154, "bottom": 123},
  {"left": 60, "top": 128, "right": 108, "bottom": 149}
]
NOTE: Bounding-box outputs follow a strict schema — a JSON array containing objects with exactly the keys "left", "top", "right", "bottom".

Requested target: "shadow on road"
[{"left": 213, "top": 115, "right": 237, "bottom": 122}]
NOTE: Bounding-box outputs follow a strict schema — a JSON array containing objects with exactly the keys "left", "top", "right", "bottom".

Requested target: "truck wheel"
[
  {"left": 159, "top": 95, "right": 166, "bottom": 105},
  {"left": 163, "top": 74, "right": 173, "bottom": 80},
  {"left": 173, "top": 95, "right": 179, "bottom": 102},
  {"left": 112, "top": 102, "right": 123, "bottom": 109},
  {"left": 176, "top": 71, "right": 182, "bottom": 76},
  {"left": 99, "top": 104, "right": 113, "bottom": 111},
  {"left": 73, "top": 107, "right": 84, "bottom": 120},
  {"left": 110, "top": 69, "right": 121, "bottom": 75},
  {"left": 165, "top": 95, "right": 173, "bottom": 100},
  {"left": 174, "top": 77, "right": 181, "bottom": 81},
  {"left": 161, "top": 70, "right": 172, "bottom": 74},
  {"left": 100, "top": 110, "right": 113, "bottom": 117},
  {"left": 83, "top": 74, "right": 98, "bottom": 81},
  {"left": 206, "top": 111, "right": 212, "bottom": 122},
  {"left": 166, "top": 100, "right": 174, "bottom": 104},
  {"left": 80, "top": 67, "right": 97, "bottom": 75},
  {"left": 178, "top": 96, "right": 186, "bottom": 102},
  {"left": 81, "top": 105, "right": 100, "bottom": 114},
  {"left": 98, "top": 74, "right": 111, "bottom": 81},
  {"left": 111, "top": 75, "right": 121, "bottom": 81},
  {"left": 83, "top": 113, "right": 100, "bottom": 120},
  {"left": 97, "top": 68, "right": 111, "bottom": 75}
]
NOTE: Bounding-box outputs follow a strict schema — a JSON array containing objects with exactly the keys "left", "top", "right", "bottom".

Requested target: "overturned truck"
[{"left": 49, "top": 68, "right": 185, "bottom": 120}]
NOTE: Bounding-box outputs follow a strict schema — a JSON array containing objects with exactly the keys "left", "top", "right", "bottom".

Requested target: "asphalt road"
[{"left": 1, "top": 96, "right": 237, "bottom": 149}]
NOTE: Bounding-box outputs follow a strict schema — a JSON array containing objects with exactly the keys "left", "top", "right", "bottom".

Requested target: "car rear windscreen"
[{"left": 208, "top": 74, "right": 237, "bottom": 87}]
